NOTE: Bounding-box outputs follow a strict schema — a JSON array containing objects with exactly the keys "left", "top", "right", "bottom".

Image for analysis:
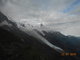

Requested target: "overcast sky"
[{"left": 0, "top": 0, "right": 80, "bottom": 36}]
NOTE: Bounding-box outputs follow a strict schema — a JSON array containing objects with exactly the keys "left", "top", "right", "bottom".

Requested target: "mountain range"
[{"left": 0, "top": 12, "right": 80, "bottom": 60}]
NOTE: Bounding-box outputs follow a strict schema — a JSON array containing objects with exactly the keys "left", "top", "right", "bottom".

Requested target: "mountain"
[
  {"left": 0, "top": 12, "right": 80, "bottom": 60},
  {"left": 42, "top": 31, "right": 80, "bottom": 52}
]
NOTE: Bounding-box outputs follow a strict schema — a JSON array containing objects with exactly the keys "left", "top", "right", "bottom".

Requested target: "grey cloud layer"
[{"left": 0, "top": 0, "right": 80, "bottom": 36}]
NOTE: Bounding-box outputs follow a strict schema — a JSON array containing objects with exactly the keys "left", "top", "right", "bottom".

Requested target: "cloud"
[{"left": 0, "top": 0, "right": 80, "bottom": 36}]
